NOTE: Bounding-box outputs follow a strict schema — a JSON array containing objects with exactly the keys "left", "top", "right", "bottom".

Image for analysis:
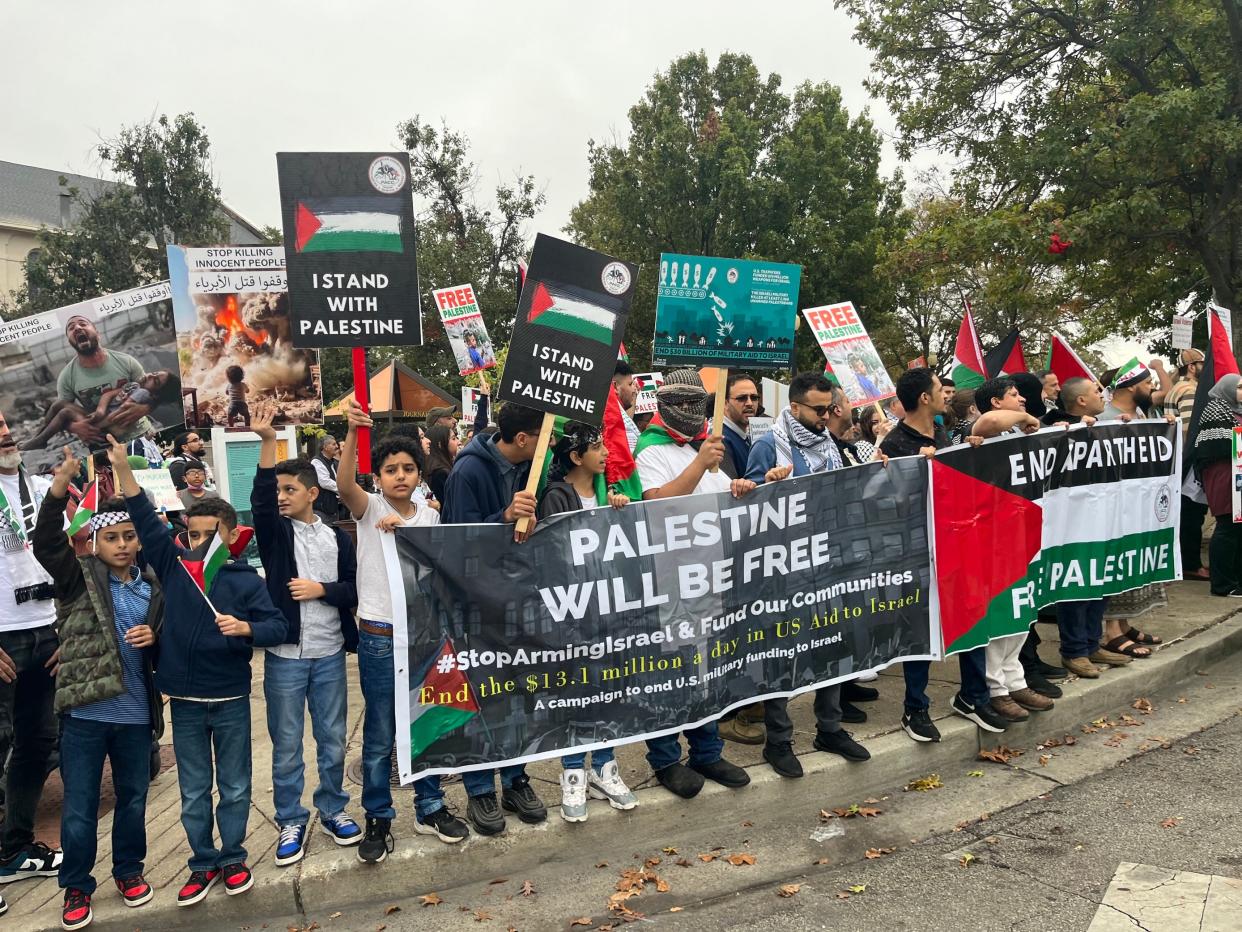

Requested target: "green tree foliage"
[
  {"left": 838, "top": 0, "right": 1242, "bottom": 345},
  {"left": 567, "top": 51, "right": 905, "bottom": 375}
]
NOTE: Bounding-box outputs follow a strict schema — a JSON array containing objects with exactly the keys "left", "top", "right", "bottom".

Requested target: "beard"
[
  {"left": 0, "top": 449, "right": 22, "bottom": 470},
  {"left": 72, "top": 335, "right": 99, "bottom": 356}
]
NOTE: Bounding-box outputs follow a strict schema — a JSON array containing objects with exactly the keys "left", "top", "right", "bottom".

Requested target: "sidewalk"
[{"left": 5, "top": 580, "right": 1237, "bottom": 929}]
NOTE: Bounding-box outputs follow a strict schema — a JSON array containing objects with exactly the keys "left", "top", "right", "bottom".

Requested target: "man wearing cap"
[
  {"left": 425, "top": 406, "right": 459, "bottom": 431},
  {"left": 56, "top": 315, "right": 152, "bottom": 439},
  {"left": 1168, "top": 349, "right": 1210, "bottom": 580}
]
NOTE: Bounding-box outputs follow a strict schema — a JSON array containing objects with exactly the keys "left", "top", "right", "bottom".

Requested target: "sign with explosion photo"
[
  {"left": 0, "top": 282, "right": 183, "bottom": 475},
  {"left": 167, "top": 246, "right": 324, "bottom": 428}
]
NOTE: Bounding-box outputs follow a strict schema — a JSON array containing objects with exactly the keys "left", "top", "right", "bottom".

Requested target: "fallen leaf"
[
  {"left": 904, "top": 773, "right": 944, "bottom": 791},
  {"left": 966, "top": 769, "right": 984, "bottom": 778},
  {"left": 418, "top": 894, "right": 441, "bottom": 908},
  {"left": 778, "top": 883, "right": 802, "bottom": 897},
  {"left": 570, "top": 920, "right": 592, "bottom": 928},
  {"left": 960, "top": 852, "right": 976, "bottom": 867},
  {"left": 864, "top": 847, "right": 894, "bottom": 860},
  {"left": 858, "top": 807, "right": 883, "bottom": 818},
  {"left": 726, "top": 853, "right": 757, "bottom": 866},
  {"left": 375, "top": 926, "right": 385, "bottom": 932},
  {"left": 520, "top": 880, "right": 536, "bottom": 897},
  {"left": 1132, "top": 697, "right": 1154, "bottom": 713},
  {"left": 697, "top": 854, "right": 716, "bottom": 863},
  {"left": 662, "top": 847, "right": 678, "bottom": 854},
  {"left": 953, "top": 820, "right": 970, "bottom": 832},
  {"left": 385, "top": 906, "right": 402, "bottom": 916},
  {"left": 849, "top": 884, "right": 867, "bottom": 893},
  {"left": 669, "top": 906, "right": 683, "bottom": 912},
  {"left": 329, "top": 915, "right": 342, "bottom": 922},
  {"left": 979, "top": 745, "right": 1023, "bottom": 765},
  {"left": 1064, "top": 735, "right": 1077, "bottom": 745},
  {"left": 1039, "top": 754, "right": 1051, "bottom": 767},
  {"left": 864, "top": 797, "right": 881, "bottom": 803},
  {"left": 595, "top": 862, "right": 608, "bottom": 869},
  {"left": 488, "top": 878, "right": 508, "bottom": 885},
  {"left": 711, "top": 846, "right": 726, "bottom": 852},
  {"left": 835, "top": 892, "right": 851, "bottom": 901},
  {"left": 473, "top": 910, "right": 492, "bottom": 922},
  {"left": 656, "top": 878, "right": 670, "bottom": 893},
  {"left": 644, "top": 857, "right": 661, "bottom": 868},
  {"left": 608, "top": 891, "right": 639, "bottom": 908},
  {"left": 1185, "top": 746, "right": 1200, "bottom": 755},
  {"left": 1160, "top": 817, "right": 1181, "bottom": 828},
  {"left": 818, "top": 809, "right": 834, "bottom": 822},
  {"left": 676, "top": 858, "right": 692, "bottom": 868},
  {"left": 742, "top": 820, "right": 753, "bottom": 827},
  {"left": 813, "top": 857, "right": 831, "bottom": 865}
]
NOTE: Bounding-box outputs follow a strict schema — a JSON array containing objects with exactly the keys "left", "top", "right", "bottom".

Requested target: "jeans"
[
  {"left": 645, "top": 722, "right": 723, "bottom": 772},
  {"left": 764, "top": 684, "right": 842, "bottom": 745},
  {"left": 169, "top": 697, "right": 251, "bottom": 871},
  {"left": 1181, "top": 495, "right": 1208, "bottom": 573},
  {"left": 58, "top": 717, "right": 149, "bottom": 894},
  {"left": 1210, "top": 514, "right": 1242, "bottom": 595},
  {"left": 1056, "top": 599, "right": 1108, "bottom": 659},
  {"left": 356, "top": 630, "right": 443, "bottom": 821},
  {"left": 0, "top": 625, "right": 58, "bottom": 858},
  {"left": 264, "top": 649, "right": 349, "bottom": 827},
  {"left": 562, "top": 747, "right": 615, "bottom": 772},
  {"left": 462, "top": 765, "right": 529, "bottom": 798},
  {"left": 903, "top": 648, "right": 989, "bottom": 713}
]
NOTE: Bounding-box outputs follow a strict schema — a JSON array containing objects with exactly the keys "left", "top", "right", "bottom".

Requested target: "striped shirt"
[{"left": 71, "top": 567, "right": 151, "bottom": 725}]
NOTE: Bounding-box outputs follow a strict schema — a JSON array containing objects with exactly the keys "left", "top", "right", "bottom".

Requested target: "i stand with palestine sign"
[{"left": 277, "top": 152, "right": 423, "bottom": 348}]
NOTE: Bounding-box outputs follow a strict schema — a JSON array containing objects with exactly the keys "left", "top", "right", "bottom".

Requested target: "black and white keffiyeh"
[{"left": 771, "top": 407, "right": 842, "bottom": 474}]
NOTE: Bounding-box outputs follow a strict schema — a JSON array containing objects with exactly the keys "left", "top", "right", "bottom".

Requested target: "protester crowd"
[{"left": 0, "top": 346, "right": 1219, "bottom": 930}]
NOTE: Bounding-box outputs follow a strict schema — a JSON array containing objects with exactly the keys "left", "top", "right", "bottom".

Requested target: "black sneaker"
[
  {"left": 691, "top": 757, "right": 751, "bottom": 788},
  {"left": 1029, "top": 659, "right": 1069, "bottom": 679},
  {"left": 842, "top": 682, "right": 880, "bottom": 702},
  {"left": 467, "top": 793, "right": 507, "bottom": 835},
  {"left": 654, "top": 763, "right": 704, "bottom": 799},
  {"left": 1025, "top": 671, "right": 1063, "bottom": 699},
  {"left": 813, "top": 730, "right": 871, "bottom": 762},
  {"left": 415, "top": 806, "right": 470, "bottom": 844},
  {"left": 501, "top": 775, "right": 547, "bottom": 824},
  {"left": 901, "top": 709, "right": 941, "bottom": 743},
  {"left": 840, "top": 700, "right": 867, "bottom": 724},
  {"left": 762, "top": 742, "right": 803, "bottom": 778},
  {"left": 356, "top": 817, "right": 394, "bottom": 864},
  {"left": 0, "top": 840, "right": 62, "bottom": 882},
  {"left": 951, "top": 693, "right": 1007, "bottom": 733}
]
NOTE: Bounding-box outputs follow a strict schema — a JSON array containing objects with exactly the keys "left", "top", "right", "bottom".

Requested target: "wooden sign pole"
[
  {"left": 515, "top": 413, "right": 556, "bottom": 538},
  {"left": 709, "top": 367, "right": 728, "bottom": 473},
  {"left": 352, "top": 346, "right": 372, "bottom": 474}
]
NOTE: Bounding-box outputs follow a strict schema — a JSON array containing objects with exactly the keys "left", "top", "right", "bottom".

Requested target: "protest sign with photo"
[
  {"left": 653, "top": 254, "right": 801, "bottom": 369},
  {"left": 276, "top": 152, "right": 422, "bottom": 348},
  {"left": 632, "top": 371, "right": 663, "bottom": 414},
  {"left": 433, "top": 282, "right": 497, "bottom": 376},
  {"left": 0, "top": 282, "right": 183, "bottom": 475},
  {"left": 168, "top": 246, "right": 324, "bottom": 428},
  {"left": 802, "top": 302, "right": 895, "bottom": 404},
  {"left": 386, "top": 457, "right": 934, "bottom": 779},
  {"left": 499, "top": 233, "right": 637, "bottom": 426}
]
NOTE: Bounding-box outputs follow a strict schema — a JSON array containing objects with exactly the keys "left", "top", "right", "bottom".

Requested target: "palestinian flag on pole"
[
  {"left": 933, "top": 422, "right": 1180, "bottom": 654},
  {"left": 180, "top": 534, "right": 227, "bottom": 607},
  {"left": 295, "top": 197, "right": 404, "bottom": 254},
  {"left": 410, "top": 638, "right": 480, "bottom": 763},
  {"left": 1046, "top": 332, "right": 1097, "bottom": 385},
  {"left": 984, "top": 329, "right": 1028, "bottom": 377},
  {"left": 65, "top": 481, "right": 98, "bottom": 536},
  {"left": 527, "top": 282, "right": 617, "bottom": 346},
  {"left": 617, "top": 341, "right": 629, "bottom": 362},
  {"left": 950, "top": 303, "right": 986, "bottom": 388},
  {"left": 1208, "top": 304, "right": 1239, "bottom": 378}
]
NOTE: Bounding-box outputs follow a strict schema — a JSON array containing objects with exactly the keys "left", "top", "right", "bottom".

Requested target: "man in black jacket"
[{"left": 250, "top": 405, "right": 361, "bottom": 867}]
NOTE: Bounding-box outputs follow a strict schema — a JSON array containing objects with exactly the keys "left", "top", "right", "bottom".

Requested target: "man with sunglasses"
[
  {"left": 743, "top": 373, "right": 871, "bottom": 777},
  {"left": 720, "top": 373, "right": 759, "bottom": 478}
]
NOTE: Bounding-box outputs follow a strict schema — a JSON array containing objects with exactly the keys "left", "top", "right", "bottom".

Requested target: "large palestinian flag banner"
[{"left": 933, "top": 421, "right": 1181, "bottom": 654}]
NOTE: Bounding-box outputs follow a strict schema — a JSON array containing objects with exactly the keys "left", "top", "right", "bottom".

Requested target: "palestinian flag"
[
  {"left": 950, "top": 304, "right": 986, "bottom": 389},
  {"left": 66, "top": 480, "right": 98, "bottom": 536},
  {"left": 617, "top": 341, "right": 629, "bottom": 362},
  {"left": 527, "top": 282, "right": 617, "bottom": 346},
  {"left": 410, "top": 638, "right": 480, "bottom": 763},
  {"left": 984, "top": 329, "right": 1027, "bottom": 378},
  {"left": 295, "top": 197, "right": 403, "bottom": 254},
  {"left": 180, "top": 533, "right": 228, "bottom": 601},
  {"left": 1208, "top": 305, "right": 1239, "bottom": 378},
  {"left": 1046, "top": 332, "right": 1097, "bottom": 385},
  {"left": 603, "top": 381, "right": 637, "bottom": 493}
]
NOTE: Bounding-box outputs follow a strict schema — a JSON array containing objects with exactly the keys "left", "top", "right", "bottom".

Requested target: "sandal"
[
  {"left": 1103, "top": 635, "right": 1152, "bottom": 658},
  {"left": 1124, "top": 626, "right": 1162, "bottom": 645}
]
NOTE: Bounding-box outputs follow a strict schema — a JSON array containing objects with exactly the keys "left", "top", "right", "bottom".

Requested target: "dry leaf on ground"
[
  {"left": 473, "top": 909, "right": 492, "bottom": 922},
  {"left": 662, "top": 847, "right": 678, "bottom": 854},
  {"left": 697, "top": 854, "right": 716, "bottom": 862},
  {"left": 813, "top": 857, "right": 830, "bottom": 865},
  {"left": 329, "top": 913, "right": 342, "bottom": 921},
  {"left": 848, "top": 884, "right": 867, "bottom": 893},
  {"left": 979, "top": 746, "right": 1023, "bottom": 764},
  {"left": 418, "top": 894, "right": 441, "bottom": 908},
  {"left": 1160, "top": 817, "right": 1181, "bottom": 828},
  {"left": 960, "top": 853, "right": 976, "bottom": 867},
  {"left": 966, "top": 770, "right": 984, "bottom": 778},
  {"left": 904, "top": 773, "right": 944, "bottom": 791},
  {"left": 675, "top": 858, "right": 692, "bottom": 868},
  {"left": 778, "top": 883, "right": 802, "bottom": 897},
  {"left": 669, "top": 906, "right": 684, "bottom": 912},
  {"left": 1039, "top": 754, "right": 1051, "bottom": 767},
  {"left": 570, "top": 920, "right": 592, "bottom": 928},
  {"left": 864, "top": 847, "right": 895, "bottom": 859},
  {"left": 385, "top": 905, "right": 402, "bottom": 915},
  {"left": 520, "top": 880, "right": 536, "bottom": 897},
  {"left": 726, "top": 853, "right": 757, "bottom": 866},
  {"left": 1132, "top": 697, "right": 1155, "bottom": 713},
  {"left": 488, "top": 878, "right": 507, "bottom": 885}
]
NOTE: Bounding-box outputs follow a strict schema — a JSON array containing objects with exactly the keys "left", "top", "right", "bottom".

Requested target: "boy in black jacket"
[
  {"left": 249, "top": 404, "right": 361, "bottom": 867},
  {"left": 108, "top": 436, "right": 287, "bottom": 909}
]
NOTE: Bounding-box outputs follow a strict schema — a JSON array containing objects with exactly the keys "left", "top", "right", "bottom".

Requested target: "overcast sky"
[{"left": 5, "top": 0, "right": 898, "bottom": 233}]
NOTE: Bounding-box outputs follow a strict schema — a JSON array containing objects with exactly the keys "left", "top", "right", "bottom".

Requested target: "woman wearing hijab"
[{"left": 1193, "top": 373, "right": 1242, "bottom": 596}]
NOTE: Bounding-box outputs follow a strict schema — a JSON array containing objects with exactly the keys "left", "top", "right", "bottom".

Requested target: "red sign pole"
[{"left": 351, "top": 346, "right": 372, "bottom": 474}]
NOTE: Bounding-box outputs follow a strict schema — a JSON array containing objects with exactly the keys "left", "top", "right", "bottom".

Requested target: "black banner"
[
  {"left": 277, "top": 152, "right": 423, "bottom": 348},
  {"left": 388, "top": 458, "right": 934, "bottom": 780}
]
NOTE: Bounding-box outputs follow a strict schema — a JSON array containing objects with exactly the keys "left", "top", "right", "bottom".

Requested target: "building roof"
[{"left": 325, "top": 359, "right": 458, "bottom": 418}]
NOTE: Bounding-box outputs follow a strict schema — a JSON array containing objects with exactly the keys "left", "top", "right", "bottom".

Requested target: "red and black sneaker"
[
  {"left": 176, "top": 868, "right": 219, "bottom": 907},
  {"left": 221, "top": 862, "right": 253, "bottom": 896},
  {"left": 115, "top": 874, "right": 153, "bottom": 907},
  {"left": 61, "top": 888, "right": 92, "bottom": 930}
]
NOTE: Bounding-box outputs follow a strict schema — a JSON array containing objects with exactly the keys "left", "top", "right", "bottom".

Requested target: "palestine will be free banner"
[
  {"left": 934, "top": 421, "right": 1181, "bottom": 654},
  {"left": 385, "top": 458, "right": 935, "bottom": 781}
]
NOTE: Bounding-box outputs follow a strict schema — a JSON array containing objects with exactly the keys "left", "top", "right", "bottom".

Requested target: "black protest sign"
[
  {"left": 389, "top": 458, "right": 934, "bottom": 779},
  {"left": 277, "top": 152, "right": 423, "bottom": 348},
  {"left": 499, "top": 234, "right": 637, "bottom": 426}
]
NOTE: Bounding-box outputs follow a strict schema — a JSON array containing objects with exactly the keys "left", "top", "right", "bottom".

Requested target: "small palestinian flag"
[
  {"left": 295, "top": 196, "right": 403, "bottom": 254},
  {"left": 66, "top": 480, "right": 98, "bottom": 536},
  {"left": 950, "top": 303, "right": 987, "bottom": 389},
  {"left": 410, "top": 638, "right": 480, "bottom": 763},
  {"left": 180, "top": 533, "right": 227, "bottom": 604},
  {"left": 1046, "top": 332, "right": 1096, "bottom": 384},
  {"left": 528, "top": 282, "right": 617, "bottom": 346},
  {"left": 617, "top": 341, "right": 629, "bottom": 362},
  {"left": 984, "top": 329, "right": 1027, "bottom": 378}
]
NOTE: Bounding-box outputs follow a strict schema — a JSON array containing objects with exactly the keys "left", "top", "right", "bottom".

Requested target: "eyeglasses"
[
  {"left": 794, "top": 401, "right": 834, "bottom": 418},
  {"left": 730, "top": 394, "right": 760, "bottom": 402}
]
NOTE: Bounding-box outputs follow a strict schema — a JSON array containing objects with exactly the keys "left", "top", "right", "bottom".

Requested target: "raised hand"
[{"left": 251, "top": 401, "right": 278, "bottom": 440}]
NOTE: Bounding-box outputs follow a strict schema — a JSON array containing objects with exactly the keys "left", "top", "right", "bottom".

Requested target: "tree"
[
  {"left": 837, "top": 0, "right": 1242, "bottom": 347},
  {"left": 567, "top": 51, "right": 905, "bottom": 374},
  {"left": 11, "top": 113, "right": 228, "bottom": 316}
]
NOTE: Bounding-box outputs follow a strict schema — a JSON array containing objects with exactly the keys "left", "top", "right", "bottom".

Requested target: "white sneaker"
[
  {"left": 857, "top": 671, "right": 879, "bottom": 682},
  {"left": 587, "top": 760, "right": 638, "bottom": 811},
  {"left": 560, "top": 769, "right": 589, "bottom": 823}
]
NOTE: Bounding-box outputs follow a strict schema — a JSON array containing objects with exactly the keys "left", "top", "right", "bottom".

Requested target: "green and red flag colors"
[
  {"left": 65, "top": 480, "right": 98, "bottom": 536},
  {"left": 528, "top": 281, "right": 617, "bottom": 346},
  {"left": 984, "top": 329, "right": 1027, "bottom": 378},
  {"left": 1046, "top": 332, "right": 1097, "bottom": 385},
  {"left": 410, "top": 638, "right": 480, "bottom": 763},
  {"left": 1208, "top": 305, "right": 1239, "bottom": 378},
  {"left": 294, "top": 197, "right": 403, "bottom": 254},
  {"left": 180, "top": 533, "right": 228, "bottom": 601},
  {"left": 933, "top": 421, "right": 1180, "bottom": 654},
  {"left": 950, "top": 304, "right": 986, "bottom": 389}
]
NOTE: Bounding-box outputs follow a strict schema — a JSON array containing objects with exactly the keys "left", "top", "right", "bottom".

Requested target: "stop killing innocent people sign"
[{"left": 277, "top": 152, "right": 423, "bottom": 348}]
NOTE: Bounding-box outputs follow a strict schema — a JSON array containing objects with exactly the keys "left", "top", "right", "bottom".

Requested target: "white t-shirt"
[
  {"left": 267, "top": 515, "right": 342, "bottom": 660},
  {"left": 356, "top": 492, "right": 439, "bottom": 623},
  {"left": 0, "top": 471, "right": 56, "bottom": 632},
  {"left": 635, "top": 442, "right": 731, "bottom": 498}
]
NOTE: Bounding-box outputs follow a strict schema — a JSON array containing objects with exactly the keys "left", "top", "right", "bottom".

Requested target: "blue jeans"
[
  {"left": 264, "top": 649, "right": 349, "bottom": 826},
  {"left": 645, "top": 722, "right": 723, "bottom": 772},
  {"left": 903, "top": 648, "right": 989, "bottom": 713},
  {"left": 462, "top": 764, "right": 529, "bottom": 798},
  {"left": 169, "top": 697, "right": 251, "bottom": 871},
  {"left": 1056, "top": 598, "right": 1108, "bottom": 659},
  {"left": 357, "top": 630, "right": 442, "bottom": 821},
  {"left": 562, "top": 746, "right": 615, "bottom": 772},
  {"left": 59, "top": 717, "right": 150, "bottom": 894}
]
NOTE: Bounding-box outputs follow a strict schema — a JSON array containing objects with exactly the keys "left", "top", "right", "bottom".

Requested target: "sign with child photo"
[
  {"left": 499, "top": 234, "right": 637, "bottom": 427},
  {"left": 433, "top": 282, "right": 497, "bottom": 376},
  {"left": 0, "top": 282, "right": 184, "bottom": 475},
  {"left": 802, "top": 301, "right": 895, "bottom": 405}
]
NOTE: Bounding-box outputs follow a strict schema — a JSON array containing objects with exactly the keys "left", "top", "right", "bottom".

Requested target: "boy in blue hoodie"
[{"left": 108, "top": 436, "right": 287, "bottom": 908}]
